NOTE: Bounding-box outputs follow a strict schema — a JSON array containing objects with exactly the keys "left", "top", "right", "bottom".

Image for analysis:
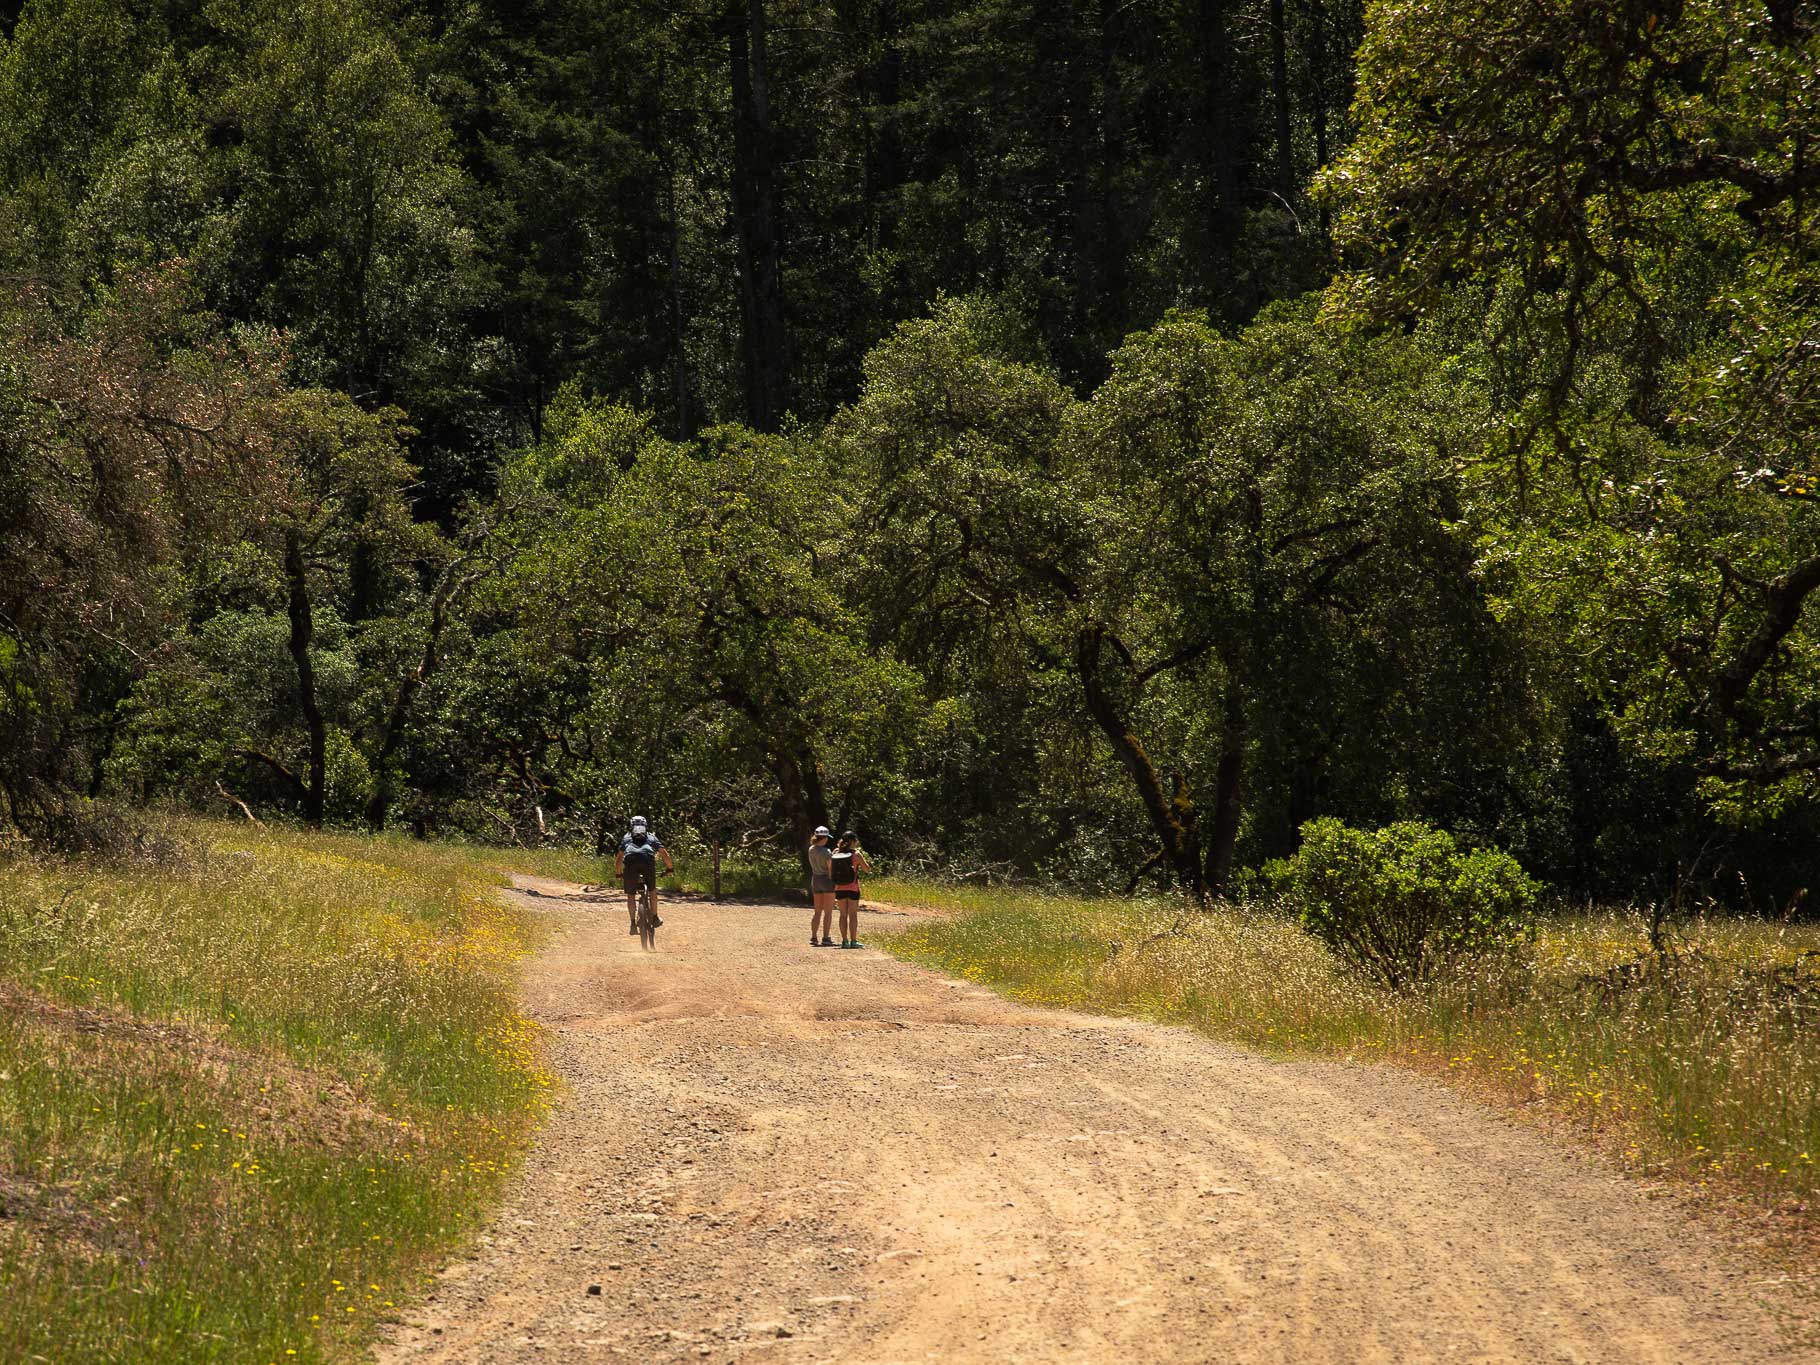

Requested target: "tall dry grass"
[{"left": 0, "top": 817, "right": 553, "bottom": 1364}]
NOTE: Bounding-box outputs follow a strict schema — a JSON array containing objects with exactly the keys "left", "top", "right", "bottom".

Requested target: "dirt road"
[{"left": 378, "top": 880, "right": 1807, "bottom": 1364}]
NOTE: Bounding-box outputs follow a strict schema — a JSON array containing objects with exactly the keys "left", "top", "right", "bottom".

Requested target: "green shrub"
[{"left": 1269, "top": 818, "right": 1539, "bottom": 990}]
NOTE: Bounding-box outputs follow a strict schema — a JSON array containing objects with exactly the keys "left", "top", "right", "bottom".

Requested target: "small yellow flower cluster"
[{"left": 1776, "top": 469, "right": 1816, "bottom": 498}]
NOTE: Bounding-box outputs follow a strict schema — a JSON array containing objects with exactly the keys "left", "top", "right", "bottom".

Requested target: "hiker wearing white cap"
[{"left": 807, "top": 826, "right": 836, "bottom": 947}]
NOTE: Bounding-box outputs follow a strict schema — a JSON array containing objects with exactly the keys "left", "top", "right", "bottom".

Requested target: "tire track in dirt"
[{"left": 377, "top": 878, "right": 1811, "bottom": 1364}]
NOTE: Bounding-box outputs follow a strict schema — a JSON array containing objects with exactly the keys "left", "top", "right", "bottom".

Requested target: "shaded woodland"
[{"left": 4, "top": 0, "right": 1819, "bottom": 908}]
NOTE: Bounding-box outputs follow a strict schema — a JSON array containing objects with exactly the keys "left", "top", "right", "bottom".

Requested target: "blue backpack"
[{"left": 623, "top": 831, "right": 658, "bottom": 870}]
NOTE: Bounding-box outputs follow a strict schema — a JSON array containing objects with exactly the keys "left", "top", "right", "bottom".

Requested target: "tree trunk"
[
  {"left": 1310, "top": 0, "right": 1331, "bottom": 234},
  {"left": 664, "top": 146, "right": 692, "bottom": 440},
  {"left": 1711, "top": 552, "right": 1820, "bottom": 723},
  {"left": 284, "top": 527, "right": 327, "bottom": 829},
  {"left": 773, "top": 741, "right": 830, "bottom": 879},
  {"left": 727, "top": 0, "right": 787, "bottom": 433},
  {"left": 801, "top": 744, "right": 829, "bottom": 840},
  {"left": 353, "top": 178, "right": 377, "bottom": 399},
  {"left": 865, "top": 1, "right": 904, "bottom": 253},
  {"left": 719, "top": 680, "right": 827, "bottom": 878},
  {"left": 1203, "top": 673, "right": 1246, "bottom": 897},
  {"left": 363, "top": 558, "right": 475, "bottom": 830},
  {"left": 1193, "top": 0, "right": 1250, "bottom": 298},
  {"left": 1310, "top": 0, "right": 1329, "bottom": 170},
  {"left": 1076, "top": 628, "right": 1207, "bottom": 901},
  {"left": 1092, "top": 0, "right": 1127, "bottom": 342},
  {"left": 1268, "top": 0, "right": 1294, "bottom": 205}
]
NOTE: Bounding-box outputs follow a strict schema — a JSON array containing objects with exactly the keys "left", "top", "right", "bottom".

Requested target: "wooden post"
[{"left": 712, "top": 839, "right": 723, "bottom": 902}]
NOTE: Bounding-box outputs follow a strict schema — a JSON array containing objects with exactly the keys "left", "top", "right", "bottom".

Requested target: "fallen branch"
[
  {"left": 483, "top": 805, "right": 523, "bottom": 846},
  {"left": 952, "top": 860, "right": 1017, "bottom": 883},
  {"left": 1136, "top": 916, "right": 1190, "bottom": 952},
  {"left": 215, "top": 782, "right": 264, "bottom": 826}
]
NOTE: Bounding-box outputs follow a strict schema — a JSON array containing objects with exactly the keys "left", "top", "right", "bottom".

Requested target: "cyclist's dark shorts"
[{"left": 623, "top": 860, "right": 656, "bottom": 894}]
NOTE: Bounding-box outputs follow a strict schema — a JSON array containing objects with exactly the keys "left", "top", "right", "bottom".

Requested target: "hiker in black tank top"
[{"left": 832, "top": 831, "right": 872, "bottom": 947}]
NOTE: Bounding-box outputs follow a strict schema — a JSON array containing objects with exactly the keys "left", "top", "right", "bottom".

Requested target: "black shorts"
[
  {"left": 835, "top": 886, "right": 860, "bottom": 901},
  {"left": 623, "top": 862, "right": 656, "bottom": 893}
]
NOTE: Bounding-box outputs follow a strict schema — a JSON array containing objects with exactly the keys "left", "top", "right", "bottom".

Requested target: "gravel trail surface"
[{"left": 377, "top": 878, "right": 1807, "bottom": 1364}]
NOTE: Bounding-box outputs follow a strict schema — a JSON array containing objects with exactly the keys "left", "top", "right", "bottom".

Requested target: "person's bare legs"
[
  {"left": 840, "top": 896, "right": 858, "bottom": 944},
  {"left": 812, "top": 890, "right": 834, "bottom": 942},
  {"left": 625, "top": 887, "right": 638, "bottom": 932}
]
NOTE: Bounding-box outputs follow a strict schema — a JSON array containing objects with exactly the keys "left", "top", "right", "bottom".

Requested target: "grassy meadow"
[
  {"left": 878, "top": 883, "right": 1820, "bottom": 1211},
  {"left": 0, "top": 818, "right": 554, "bottom": 1364}
]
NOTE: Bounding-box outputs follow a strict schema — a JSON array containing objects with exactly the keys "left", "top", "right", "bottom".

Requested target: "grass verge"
[
  {"left": 880, "top": 882, "right": 1820, "bottom": 1213},
  {"left": 0, "top": 817, "right": 553, "bottom": 1364}
]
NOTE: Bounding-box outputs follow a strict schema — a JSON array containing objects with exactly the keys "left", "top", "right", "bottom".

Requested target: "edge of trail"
[{"left": 377, "top": 876, "right": 1819, "bottom": 1364}]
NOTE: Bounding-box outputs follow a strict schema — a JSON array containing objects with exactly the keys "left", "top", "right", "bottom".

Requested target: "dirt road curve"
[{"left": 378, "top": 879, "right": 1806, "bottom": 1364}]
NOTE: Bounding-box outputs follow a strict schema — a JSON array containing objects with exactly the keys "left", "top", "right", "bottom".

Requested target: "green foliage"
[
  {"left": 1270, "top": 818, "right": 1539, "bottom": 990},
  {"left": 1323, "top": 0, "right": 1820, "bottom": 828},
  {"left": 102, "top": 382, "right": 441, "bottom": 829},
  {"left": 414, "top": 393, "right": 934, "bottom": 857},
  {"left": 2, "top": 0, "right": 1819, "bottom": 909},
  {"left": 1071, "top": 303, "right": 1536, "bottom": 855},
  {"left": 15, "top": 1, "right": 1820, "bottom": 1352},
  {"left": 0, "top": 268, "right": 286, "bottom": 832},
  {"left": 831, "top": 293, "right": 1554, "bottom": 896},
  {"left": 212, "top": 0, "right": 481, "bottom": 400}
]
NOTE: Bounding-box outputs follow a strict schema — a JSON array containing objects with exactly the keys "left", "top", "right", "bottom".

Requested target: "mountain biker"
[{"left": 615, "top": 816, "right": 675, "bottom": 934}]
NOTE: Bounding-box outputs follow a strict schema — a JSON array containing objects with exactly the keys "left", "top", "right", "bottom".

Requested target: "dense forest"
[{"left": 2, "top": 0, "right": 1817, "bottom": 908}]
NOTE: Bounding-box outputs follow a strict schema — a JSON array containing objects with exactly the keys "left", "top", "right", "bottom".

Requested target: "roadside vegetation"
[
  {"left": 0, "top": 816, "right": 552, "bottom": 1364},
  {"left": 3, "top": 0, "right": 1819, "bottom": 1345},
  {"left": 5, "top": 1, "right": 1818, "bottom": 941},
  {"left": 506, "top": 843, "right": 803, "bottom": 903},
  {"left": 883, "top": 880, "right": 1820, "bottom": 1212}
]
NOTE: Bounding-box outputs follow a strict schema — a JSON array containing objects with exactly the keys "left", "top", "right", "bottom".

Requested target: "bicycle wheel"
[{"left": 638, "top": 883, "right": 656, "bottom": 951}]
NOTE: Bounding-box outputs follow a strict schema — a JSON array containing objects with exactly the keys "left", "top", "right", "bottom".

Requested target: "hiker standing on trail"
[
  {"left": 808, "top": 825, "right": 836, "bottom": 947},
  {"left": 831, "top": 831, "right": 873, "bottom": 949}
]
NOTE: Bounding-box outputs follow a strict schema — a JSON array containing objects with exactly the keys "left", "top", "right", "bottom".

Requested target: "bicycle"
[{"left": 633, "top": 872, "right": 659, "bottom": 951}]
